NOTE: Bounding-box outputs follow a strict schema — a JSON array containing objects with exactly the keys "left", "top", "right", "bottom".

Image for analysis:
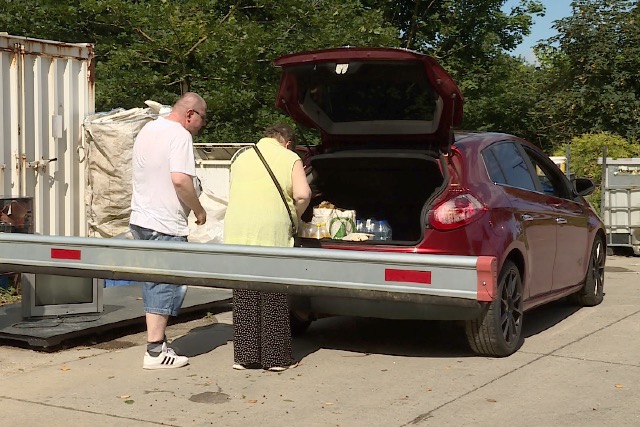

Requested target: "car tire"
[
  {"left": 465, "top": 260, "right": 524, "bottom": 357},
  {"left": 290, "top": 311, "right": 312, "bottom": 336},
  {"left": 570, "top": 237, "right": 605, "bottom": 307}
]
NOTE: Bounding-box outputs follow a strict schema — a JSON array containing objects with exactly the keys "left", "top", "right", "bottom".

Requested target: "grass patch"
[
  {"left": 0, "top": 286, "right": 20, "bottom": 306},
  {"left": 0, "top": 274, "right": 20, "bottom": 306}
]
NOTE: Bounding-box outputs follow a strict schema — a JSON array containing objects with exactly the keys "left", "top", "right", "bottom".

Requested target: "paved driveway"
[{"left": 0, "top": 256, "right": 639, "bottom": 426}]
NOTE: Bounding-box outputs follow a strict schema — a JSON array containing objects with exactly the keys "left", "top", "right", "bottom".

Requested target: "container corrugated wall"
[{"left": 0, "top": 34, "right": 95, "bottom": 236}]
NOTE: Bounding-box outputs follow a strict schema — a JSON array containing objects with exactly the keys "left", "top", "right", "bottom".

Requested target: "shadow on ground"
[
  {"left": 294, "top": 317, "right": 473, "bottom": 360},
  {"left": 289, "top": 298, "right": 584, "bottom": 361},
  {"left": 170, "top": 322, "right": 233, "bottom": 357}
]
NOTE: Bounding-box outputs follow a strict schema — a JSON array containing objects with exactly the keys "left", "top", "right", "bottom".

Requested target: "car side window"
[
  {"left": 522, "top": 148, "right": 570, "bottom": 199},
  {"left": 482, "top": 149, "right": 507, "bottom": 184},
  {"left": 486, "top": 142, "right": 536, "bottom": 191}
]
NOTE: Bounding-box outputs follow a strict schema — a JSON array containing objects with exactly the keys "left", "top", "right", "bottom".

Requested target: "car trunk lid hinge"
[{"left": 447, "top": 92, "right": 458, "bottom": 159}]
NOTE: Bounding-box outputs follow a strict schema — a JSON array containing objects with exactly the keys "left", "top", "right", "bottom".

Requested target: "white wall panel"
[
  {"left": 0, "top": 34, "right": 95, "bottom": 236},
  {"left": 193, "top": 143, "right": 253, "bottom": 200}
]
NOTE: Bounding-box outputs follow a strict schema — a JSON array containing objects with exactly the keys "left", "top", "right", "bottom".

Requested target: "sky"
[{"left": 503, "top": 0, "right": 573, "bottom": 62}]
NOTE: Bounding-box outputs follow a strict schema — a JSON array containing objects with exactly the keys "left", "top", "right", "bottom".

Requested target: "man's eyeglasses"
[{"left": 192, "top": 109, "right": 207, "bottom": 124}]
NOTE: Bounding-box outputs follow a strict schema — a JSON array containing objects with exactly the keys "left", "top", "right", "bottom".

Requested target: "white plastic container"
[
  {"left": 598, "top": 157, "right": 640, "bottom": 255},
  {"left": 193, "top": 143, "right": 254, "bottom": 200}
]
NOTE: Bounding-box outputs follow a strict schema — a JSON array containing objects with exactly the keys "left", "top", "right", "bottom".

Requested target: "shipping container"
[
  {"left": 598, "top": 157, "right": 640, "bottom": 255},
  {"left": 0, "top": 34, "right": 95, "bottom": 236}
]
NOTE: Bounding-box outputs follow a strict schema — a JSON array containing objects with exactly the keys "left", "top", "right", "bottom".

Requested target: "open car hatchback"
[{"left": 274, "top": 47, "right": 606, "bottom": 357}]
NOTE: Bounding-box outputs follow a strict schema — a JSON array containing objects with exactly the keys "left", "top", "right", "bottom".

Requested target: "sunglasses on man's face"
[{"left": 192, "top": 109, "right": 207, "bottom": 124}]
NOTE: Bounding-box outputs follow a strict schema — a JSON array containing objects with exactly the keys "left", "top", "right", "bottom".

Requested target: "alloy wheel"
[
  {"left": 500, "top": 268, "right": 523, "bottom": 344},
  {"left": 590, "top": 239, "right": 605, "bottom": 297}
]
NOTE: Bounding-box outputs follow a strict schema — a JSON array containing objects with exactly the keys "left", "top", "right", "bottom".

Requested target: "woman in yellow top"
[{"left": 224, "top": 123, "right": 311, "bottom": 371}]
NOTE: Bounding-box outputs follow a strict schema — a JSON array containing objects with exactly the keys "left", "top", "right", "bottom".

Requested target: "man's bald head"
[
  {"left": 173, "top": 92, "right": 206, "bottom": 114},
  {"left": 166, "top": 92, "right": 208, "bottom": 136}
]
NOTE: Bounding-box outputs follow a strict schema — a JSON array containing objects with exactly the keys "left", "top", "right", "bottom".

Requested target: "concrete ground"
[{"left": 0, "top": 255, "right": 638, "bottom": 427}]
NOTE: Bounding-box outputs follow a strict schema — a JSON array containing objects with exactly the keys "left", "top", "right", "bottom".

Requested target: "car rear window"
[{"left": 294, "top": 62, "right": 439, "bottom": 123}]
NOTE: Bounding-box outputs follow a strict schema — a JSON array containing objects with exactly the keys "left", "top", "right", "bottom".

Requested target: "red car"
[{"left": 274, "top": 47, "right": 606, "bottom": 357}]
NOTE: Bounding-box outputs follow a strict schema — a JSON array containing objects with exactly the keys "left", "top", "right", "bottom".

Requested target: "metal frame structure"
[{"left": 598, "top": 156, "right": 640, "bottom": 255}]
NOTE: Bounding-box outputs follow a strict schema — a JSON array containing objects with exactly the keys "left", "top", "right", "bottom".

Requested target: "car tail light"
[{"left": 428, "top": 193, "right": 487, "bottom": 230}]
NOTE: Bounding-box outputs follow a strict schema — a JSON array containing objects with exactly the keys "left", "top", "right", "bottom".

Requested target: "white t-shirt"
[{"left": 130, "top": 117, "right": 197, "bottom": 236}]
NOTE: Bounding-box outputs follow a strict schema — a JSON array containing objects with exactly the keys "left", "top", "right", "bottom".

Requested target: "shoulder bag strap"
[{"left": 252, "top": 144, "right": 297, "bottom": 234}]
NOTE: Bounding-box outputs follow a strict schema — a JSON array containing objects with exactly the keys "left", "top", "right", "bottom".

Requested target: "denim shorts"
[{"left": 130, "top": 224, "right": 188, "bottom": 317}]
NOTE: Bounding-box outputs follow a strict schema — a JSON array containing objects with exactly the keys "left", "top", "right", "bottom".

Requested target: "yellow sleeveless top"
[{"left": 223, "top": 137, "right": 300, "bottom": 247}]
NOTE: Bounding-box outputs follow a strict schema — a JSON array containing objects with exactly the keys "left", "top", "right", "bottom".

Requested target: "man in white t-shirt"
[{"left": 129, "top": 92, "right": 208, "bottom": 369}]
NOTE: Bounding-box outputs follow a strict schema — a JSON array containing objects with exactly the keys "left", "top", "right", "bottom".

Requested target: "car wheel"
[
  {"left": 290, "top": 311, "right": 312, "bottom": 337},
  {"left": 571, "top": 237, "right": 605, "bottom": 307},
  {"left": 465, "top": 260, "right": 524, "bottom": 357}
]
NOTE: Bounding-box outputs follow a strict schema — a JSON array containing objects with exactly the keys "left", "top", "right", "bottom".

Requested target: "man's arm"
[
  {"left": 291, "top": 159, "right": 311, "bottom": 219},
  {"left": 171, "top": 172, "right": 207, "bottom": 225}
]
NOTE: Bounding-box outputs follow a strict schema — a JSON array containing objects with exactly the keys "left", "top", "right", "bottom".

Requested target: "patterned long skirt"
[{"left": 232, "top": 289, "right": 294, "bottom": 369}]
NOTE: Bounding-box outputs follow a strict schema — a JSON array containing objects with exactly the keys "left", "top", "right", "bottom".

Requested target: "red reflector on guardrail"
[
  {"left": 385, "top": 268, "right": 431, "bottom": 285},
  {"left": 51, "top": 248, "right": 81, "bottom": 260}
]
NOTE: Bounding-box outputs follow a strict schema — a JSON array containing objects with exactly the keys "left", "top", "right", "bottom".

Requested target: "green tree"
[
  {"left": 0, "top": 1, "right": 89, "bottom": 41},
  {"left": 362, "top": 0, "right": 543, "bottom": 54},
  {"left": 1, "top": 0, "right": 397, "bottom": 142},
  {"left": 555, "top": 132, "right": 640, "bottom": 211},
  {"left": 0, "top": 0, "right": 549, "bottom": 143},
  {"left": 459, "top": 54, "right": 549, "bottom": 145},
  {"left": 559, "top": 133, "right": 639, "bottom": 181},
  {"left": 358, "top": 1, "right": 546, "bottom": 144},
  {"left": 534, "top": 0, "right": 640, "bottom": 146}
]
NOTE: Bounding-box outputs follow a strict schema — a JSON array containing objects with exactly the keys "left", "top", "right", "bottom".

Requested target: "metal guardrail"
[{"left": 0, "top": 234, "right": 496, "bottom": 307}]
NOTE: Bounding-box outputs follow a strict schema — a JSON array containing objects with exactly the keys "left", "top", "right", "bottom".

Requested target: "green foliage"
[
  {"left": 555, "top": 132, "right": 640, "bottom": 211},
  {"left": 354, "top": 1, "right": 547, "bottom": 149},
  {"left": 1, "top": 0, "right": 398, "bottom": 142},
  {"left": 0, "top": 0, "right": 543, "bottom": 143},
  {"left": 0, "top": 287, "right": 20, "bottom": 306},
  {"left": 534, "top": 0, "right": 640, "bottom": 148},
  {"left": 557, "top": 133, "right": 639, "bottom": 182},
  {"left": 363, "top": 0, "right": 543, "bottom": 55},
  {"left": 460, "top": 55, "right": 549, "bottom": 146},
  {"left": 15, "top": 0, "right": 635, "bottom": 157},
  {"left": 0, "top": 274, "right": 20, "bottom": 306}
]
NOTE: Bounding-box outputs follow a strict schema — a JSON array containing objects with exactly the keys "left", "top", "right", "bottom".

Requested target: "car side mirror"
[{"left": 573, "top": 178, "right": 595, "bottom": 197}]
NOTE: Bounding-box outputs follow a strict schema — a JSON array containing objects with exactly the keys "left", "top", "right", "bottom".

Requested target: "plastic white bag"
[{"left": 188, "top": 189, "right": 228, "bottom": 243}]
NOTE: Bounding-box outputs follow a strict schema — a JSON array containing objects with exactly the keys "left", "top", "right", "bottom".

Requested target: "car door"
[
  {"left": 484, "top": 141, "right": 557, "bottom": 298},
  {"left": 520, "top": 147, "right": 590, "bottom": 290}
]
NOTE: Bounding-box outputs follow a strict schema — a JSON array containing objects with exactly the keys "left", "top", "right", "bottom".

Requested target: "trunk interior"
[{"left": 300, "top": 150, "right": 445, "bottom": 244}]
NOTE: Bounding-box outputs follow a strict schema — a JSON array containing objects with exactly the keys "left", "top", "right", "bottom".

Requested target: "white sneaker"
[
  {"left": 143, "top": 342, "right": 189, "bottom": 370},
  {"left": 266, "top": 362, "right": 299, "bottom": 372}
]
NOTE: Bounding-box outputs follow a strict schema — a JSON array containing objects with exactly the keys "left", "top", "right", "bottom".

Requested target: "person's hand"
[{"left": 195, "top": 208, "right": 207, "bottom": 225}]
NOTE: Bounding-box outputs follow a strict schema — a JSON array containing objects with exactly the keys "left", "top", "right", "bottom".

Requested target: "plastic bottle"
[
  {"left": 319, "top": 222, "right": 330, "bottom": 239},
  {"left": 378, "top": 220, "right": 392, "bottom": 241},
  {"left": 365, "top": 218, "right": 377, "bottom": 238},
  {"left": 300, "top": 222, "right": 315, "bottom": 238},
  {"left": 311, "top": 222, "right": 327, "bottom": 239}
]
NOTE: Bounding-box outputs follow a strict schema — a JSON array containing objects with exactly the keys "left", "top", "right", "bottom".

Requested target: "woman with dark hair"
[{"left": 224, "top": 123, "right": 311, "bottom": 371}]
